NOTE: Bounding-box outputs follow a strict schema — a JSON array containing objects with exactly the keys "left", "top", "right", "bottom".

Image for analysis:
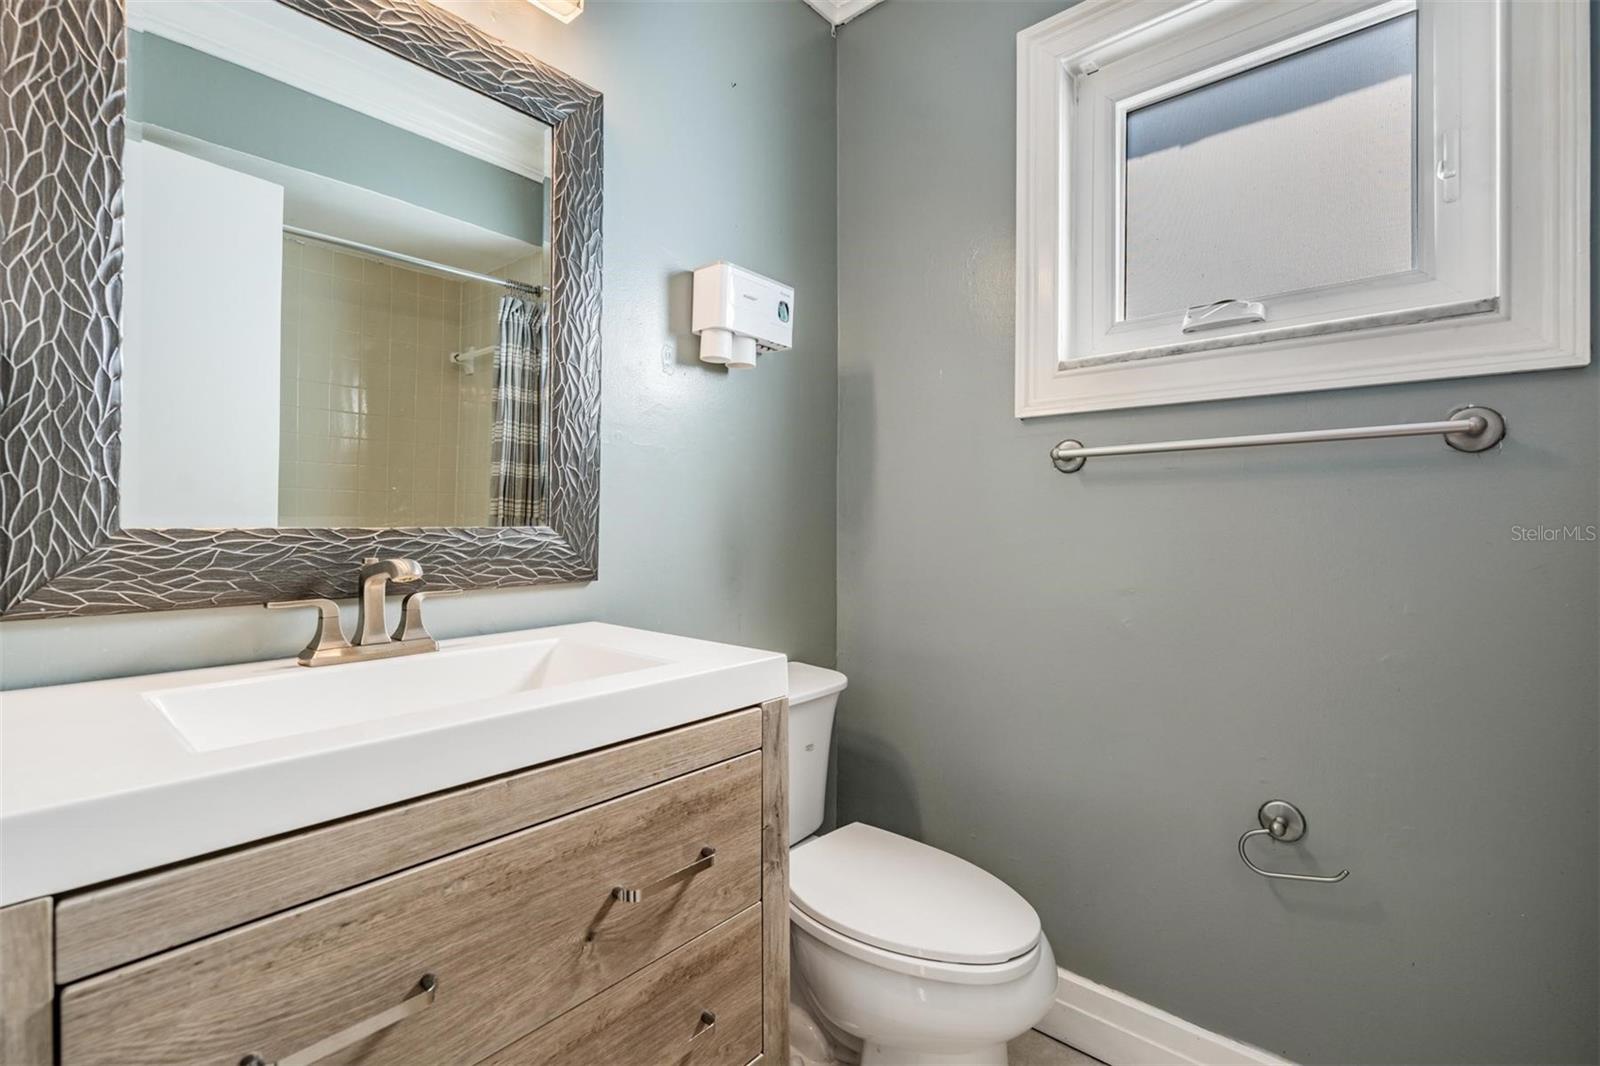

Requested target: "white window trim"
[{"left": 1015, "top": 0, "right": 1590, "bottom": 418}]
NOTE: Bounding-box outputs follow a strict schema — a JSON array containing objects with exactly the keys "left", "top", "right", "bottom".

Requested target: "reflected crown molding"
[{"left": 127, "top": 0, "right": 549, "bottom": 182}]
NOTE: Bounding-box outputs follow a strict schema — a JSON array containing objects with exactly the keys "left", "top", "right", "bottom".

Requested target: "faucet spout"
[{"left": 357, "top": 557, "right": 424, "bottom": 645}]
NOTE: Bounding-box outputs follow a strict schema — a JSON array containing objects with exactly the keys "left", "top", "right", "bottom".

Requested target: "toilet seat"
[
  {"left": 789, "top": 824, "right": 1043, "bottom": 976},
  {"left": 789, "top": 901, "right": 1045, "bottom": 986}
]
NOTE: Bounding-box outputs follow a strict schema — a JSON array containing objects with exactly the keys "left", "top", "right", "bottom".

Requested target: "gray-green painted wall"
[
  {"left": 127, "top": 29, "right": 545, "bottom": 244},
  {"left": 834, "top": 2, "right": 1598, "bottom": 1063},
  {"left": 2, "top": 0, "right": 837, "bottom": 688},
  {"left": 8, "top": 3, "right": 1596, "bottom": 1061}
]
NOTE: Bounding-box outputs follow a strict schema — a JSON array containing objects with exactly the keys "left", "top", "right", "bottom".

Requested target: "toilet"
[{"left": 786, "top": 663, "right": 1058, "bottom": 1066}]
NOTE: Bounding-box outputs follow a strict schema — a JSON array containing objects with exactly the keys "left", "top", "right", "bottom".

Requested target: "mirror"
[
  {"left": 120, "top": 0, "right": 553, "bottom": 530},
  {"left": 5, "top": 0, "right": 600, "bottom": 619}
]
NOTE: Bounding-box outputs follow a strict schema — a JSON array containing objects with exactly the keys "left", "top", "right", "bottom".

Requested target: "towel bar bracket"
[
  {"left": 1052, "top": 445, "right": 1087, "bottom": 474},
  {"left": 1442, "top": 405, "right": 1505, "bottom": 453}
]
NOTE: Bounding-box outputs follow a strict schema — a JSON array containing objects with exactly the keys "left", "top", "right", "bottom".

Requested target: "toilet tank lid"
[
  {"left": 789, "top": 823, "right": 1042, "bottom": 966},
  {"left": 787, "top": 662, "right": 848, "bottom": 704}
]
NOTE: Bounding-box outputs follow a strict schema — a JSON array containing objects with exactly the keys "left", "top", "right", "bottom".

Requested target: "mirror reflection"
[{"left": 118, "top": 0, "right": 552, "bottom": 530}]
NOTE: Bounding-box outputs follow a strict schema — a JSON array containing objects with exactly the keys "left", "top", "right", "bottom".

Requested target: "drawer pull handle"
[
  {"left": 691, "top": 1009, "right": 717, "bottom": 1040},
  {"left": 239, "top": 973, "right": 437, "bottom": 1066},
  {"left": 612, "top": 847, "right": 716, "bottom": 903}
]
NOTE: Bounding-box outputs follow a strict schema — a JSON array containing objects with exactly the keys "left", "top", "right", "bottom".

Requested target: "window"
[
  {"left": 1015, "top": 0, "right": 1589, "bottom": 417},
  {"left": 1122, "top": 14, "right": 1416, "bottom": 320}
]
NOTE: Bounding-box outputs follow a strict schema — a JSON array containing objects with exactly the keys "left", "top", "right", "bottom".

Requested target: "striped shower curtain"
[{"left": 489, "top": 294, "right": 545, "bottom": 526}]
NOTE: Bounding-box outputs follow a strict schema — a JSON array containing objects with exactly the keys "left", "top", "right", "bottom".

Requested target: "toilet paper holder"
[{"left": 1238, "top": 800, "right": 1349, "bottom": 884}]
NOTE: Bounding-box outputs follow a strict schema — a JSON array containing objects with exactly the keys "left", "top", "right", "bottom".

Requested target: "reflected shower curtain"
[{"left": 489, "top": 294, "right": 545, "bottom": 526}]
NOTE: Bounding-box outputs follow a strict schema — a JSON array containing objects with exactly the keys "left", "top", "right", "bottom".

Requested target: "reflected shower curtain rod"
[{"left": 283, "top": 224, "right": 546, "bottom": 298}]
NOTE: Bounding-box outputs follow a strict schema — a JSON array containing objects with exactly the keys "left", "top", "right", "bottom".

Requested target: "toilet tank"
[{"left": 786, "top": 662, "right": 848, "bottom": 844}]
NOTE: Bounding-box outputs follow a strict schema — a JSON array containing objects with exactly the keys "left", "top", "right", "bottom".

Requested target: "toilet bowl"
[{"left": 786, "top": 664, "right": 1057, "bottom": 1066}]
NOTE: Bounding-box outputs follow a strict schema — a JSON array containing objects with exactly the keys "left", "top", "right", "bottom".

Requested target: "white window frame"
[{"left": 1015, "top": 0, "right": 1590, "bottom": 418}]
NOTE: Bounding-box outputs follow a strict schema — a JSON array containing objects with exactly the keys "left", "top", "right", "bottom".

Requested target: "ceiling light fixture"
[{"left": 527, "top": 0, "right": 583, "bottom": 23}]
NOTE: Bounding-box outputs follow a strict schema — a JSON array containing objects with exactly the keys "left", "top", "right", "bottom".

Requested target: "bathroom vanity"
[
  {"left": 1, "top": 0, "right": 802, "bottom": 1058},
  {"left": 0, "top": 624, "right": 791, "bottom": 1066}
]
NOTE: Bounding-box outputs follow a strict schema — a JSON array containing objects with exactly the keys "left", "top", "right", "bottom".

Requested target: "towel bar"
[{"left": 1051, "top": 405, "right": 1504, "bottom": 473}]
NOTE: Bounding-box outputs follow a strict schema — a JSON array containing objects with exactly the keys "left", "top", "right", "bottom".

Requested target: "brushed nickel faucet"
[
  {"left": 266, "top": 557, "right": 450, "bottom": 667},
  {"left": 356, "top": 556, "right": 424, "bottom": 645}
]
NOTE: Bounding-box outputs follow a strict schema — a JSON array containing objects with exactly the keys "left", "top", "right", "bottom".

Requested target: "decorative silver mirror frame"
[{"left": 0, "top": 0, "right": 602, "bottom": 619}]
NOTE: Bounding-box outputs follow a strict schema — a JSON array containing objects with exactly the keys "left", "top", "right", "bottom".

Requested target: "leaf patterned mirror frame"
[{"left": 0, "top": 0, "right": 602, "bottom": 619}]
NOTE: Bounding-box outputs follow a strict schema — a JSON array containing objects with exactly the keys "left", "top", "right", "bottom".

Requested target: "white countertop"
[{"left": 0, "top": 622, "right": 786, "bottom": 905}]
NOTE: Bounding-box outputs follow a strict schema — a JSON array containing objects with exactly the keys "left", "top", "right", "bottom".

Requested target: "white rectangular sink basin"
[
  {"left": 0, "top": 622, "right": 787, "bottom": 905},
  {"left": 152, "top": 638, "right": 663, "bottom": 752}
]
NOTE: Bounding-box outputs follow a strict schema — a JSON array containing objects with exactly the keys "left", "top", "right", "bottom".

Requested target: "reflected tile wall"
[{"left": 277, "top": 239, "right": 492, "bottom": 527}]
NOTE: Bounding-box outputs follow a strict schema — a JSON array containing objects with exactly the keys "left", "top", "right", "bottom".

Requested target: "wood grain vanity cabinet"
[{"left": 0, "top": 699, "right": 789, "bottom": 1066}]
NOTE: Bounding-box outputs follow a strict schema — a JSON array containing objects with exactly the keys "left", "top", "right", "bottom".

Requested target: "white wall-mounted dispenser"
[{"left": 692, "top": 261, "right": 794, "bottom": 369}]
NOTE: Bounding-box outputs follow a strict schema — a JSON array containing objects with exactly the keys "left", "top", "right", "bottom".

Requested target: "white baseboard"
[{"left": 1035, "top": 967, "right": 1293, "bottom": 1066}]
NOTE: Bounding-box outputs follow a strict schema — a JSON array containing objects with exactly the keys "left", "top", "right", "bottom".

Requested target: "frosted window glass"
[{"left": 1123, "top": 14, "right": 1416, "bottom": 320}]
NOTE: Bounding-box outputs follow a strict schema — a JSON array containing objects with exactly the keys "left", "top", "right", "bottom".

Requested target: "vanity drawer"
[
  {"left": 480, "top": 903, "right": 763, "bottom": 1066},
  {"left": 55, "top": 708, "right": 763, "bottom": 983},
  {"left": 58, "top": 753, "right": 762, "bottom": 1066}
]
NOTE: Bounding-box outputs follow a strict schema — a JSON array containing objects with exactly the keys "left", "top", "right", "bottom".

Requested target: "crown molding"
[{"left": 801, "top": 0, "right": 887, "bottom": 29}]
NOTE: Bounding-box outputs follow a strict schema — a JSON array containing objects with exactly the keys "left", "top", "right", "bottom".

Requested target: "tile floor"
[{"left": 1008, "top": 1029, "right": 1107, "bottom": 1066}]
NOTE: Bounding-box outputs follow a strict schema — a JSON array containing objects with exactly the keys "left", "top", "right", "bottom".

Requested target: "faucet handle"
[
  {"left": 266, "top": 597, "right": 353, "bottom": 666},
  {"left": 392, "top": 590, "right": 457, "bottom": 646}
]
